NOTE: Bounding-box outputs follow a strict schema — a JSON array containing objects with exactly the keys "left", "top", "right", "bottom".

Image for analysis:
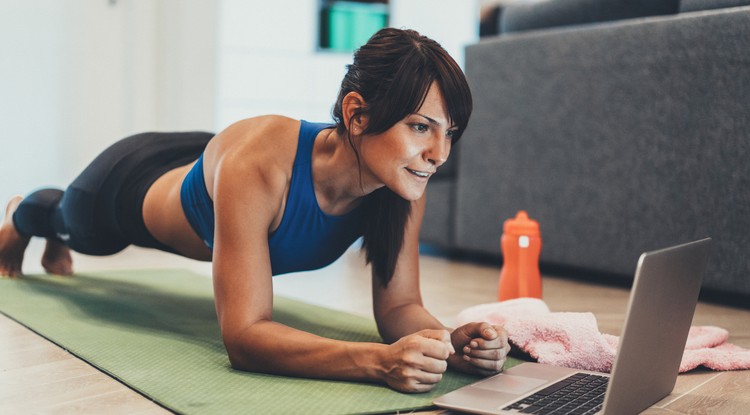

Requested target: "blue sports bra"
[{"left": 180, "top": 120, "right": 364, "bottom": 275}]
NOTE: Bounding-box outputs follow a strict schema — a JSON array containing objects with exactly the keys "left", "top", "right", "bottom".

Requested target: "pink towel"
[{"left": 456, "top": 298, "right": 750, "bottom": 373}]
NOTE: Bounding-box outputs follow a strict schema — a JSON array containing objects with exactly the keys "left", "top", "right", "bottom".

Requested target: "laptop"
[{"left": 434, "top": 238, "right": 712, "bottom": 415}]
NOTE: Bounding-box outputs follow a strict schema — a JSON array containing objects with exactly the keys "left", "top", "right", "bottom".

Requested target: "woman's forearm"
[
  {"left": 376, "top": 302, "right": 447, "bottom": 344},
  {"left": 225, "top": 319, "right": 387, "bottom": 382}
]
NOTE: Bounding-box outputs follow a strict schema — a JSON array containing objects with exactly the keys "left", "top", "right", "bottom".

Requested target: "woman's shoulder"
[
  {"left": 203, "top": 115, "right": 302, "bottom": 196},
  {"left": 238, "top": 114, "right": 300, "bottom": 132},
  {"left": 209, "top": 115, "right": 300, "bottom": 163},
  {"left": 222, "top": 115, "right": 300, "bottom": 145}
]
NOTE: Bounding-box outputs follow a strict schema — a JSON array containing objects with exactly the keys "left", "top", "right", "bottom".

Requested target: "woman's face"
[{"left": 359, "top": 82, "right": 457, "bottom": 201}]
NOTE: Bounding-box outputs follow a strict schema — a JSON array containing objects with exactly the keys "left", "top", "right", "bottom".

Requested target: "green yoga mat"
[{"left": 0, "top": 269, "right": 522, "bottom": 414}]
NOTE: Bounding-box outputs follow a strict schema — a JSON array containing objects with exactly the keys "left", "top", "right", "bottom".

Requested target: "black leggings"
[{"left": 12, "top": 131, "right": 213, "bottom": 256}]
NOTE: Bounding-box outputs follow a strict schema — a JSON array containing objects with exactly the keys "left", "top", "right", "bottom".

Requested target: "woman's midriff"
[{"left": 142, "top": 162, "right": 213, "bottom": 261}]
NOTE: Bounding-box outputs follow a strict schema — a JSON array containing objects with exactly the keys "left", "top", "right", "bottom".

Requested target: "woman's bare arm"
[
  {"left": 372, "top": 193, "right": 510, "bottom": 376},
  {"left": 371, "top": 194, "right": 448, "bottom": 340},
  {"left": 209, "top": 122, "right": 452, "bottom": 392}
]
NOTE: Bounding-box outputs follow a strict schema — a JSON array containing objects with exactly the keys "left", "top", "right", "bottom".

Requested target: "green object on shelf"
[{"left": 327, "top": 1, "right": 388, "bottom": 52}]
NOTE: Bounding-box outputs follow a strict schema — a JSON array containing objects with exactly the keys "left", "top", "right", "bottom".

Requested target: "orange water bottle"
[{"left": 498, "top": 210, "right": 542, "bottom": 301}]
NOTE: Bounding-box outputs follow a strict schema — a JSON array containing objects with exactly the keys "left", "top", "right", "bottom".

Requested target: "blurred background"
[{"left": 0, "top": 0, "right": 490, "bottom": 204}]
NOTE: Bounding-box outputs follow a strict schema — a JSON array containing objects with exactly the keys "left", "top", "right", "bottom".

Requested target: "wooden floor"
[{"left": 1, "top": 240, "right": 749, "bottom": 414}]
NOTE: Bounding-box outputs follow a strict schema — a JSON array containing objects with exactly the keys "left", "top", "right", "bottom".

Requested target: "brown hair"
[{"left": 332, "top": 28, "right": 473, "bottom": 286}]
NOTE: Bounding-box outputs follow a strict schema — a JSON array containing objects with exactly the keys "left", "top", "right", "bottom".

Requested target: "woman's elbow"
[{"left": 223, "top": 335, "right": 263, "bottom": 372}]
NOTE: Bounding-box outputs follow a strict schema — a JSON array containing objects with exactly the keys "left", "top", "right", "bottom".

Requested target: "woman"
[{"left": 0, "top": 28, "right": 509, "bottom": 393}]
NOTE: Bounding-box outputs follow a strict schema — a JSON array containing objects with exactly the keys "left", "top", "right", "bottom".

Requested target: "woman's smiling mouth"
[{"left": 406, "top": 168, "right": 432, "bottom": 178}]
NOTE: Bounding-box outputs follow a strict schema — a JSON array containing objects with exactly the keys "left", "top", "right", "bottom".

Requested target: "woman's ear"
[{"left": 342, "top": 91, "right": 368, "bottom": 134}]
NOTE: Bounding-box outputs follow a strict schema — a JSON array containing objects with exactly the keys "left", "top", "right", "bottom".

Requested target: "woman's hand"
[
  {"left": 378, "top": 329, "right": 455, "bottom": 393},
  {"left": 448, "top": 322, "right": 510, "bottom": 376}
]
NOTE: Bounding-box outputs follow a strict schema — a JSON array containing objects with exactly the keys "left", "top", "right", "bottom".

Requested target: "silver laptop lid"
[{"left": 603, "top": 238, "right": 712, "bottom": 415}]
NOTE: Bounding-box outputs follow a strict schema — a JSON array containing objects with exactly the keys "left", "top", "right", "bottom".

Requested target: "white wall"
[
  {"left": 215, "top": 0, "right": 348, "bottom": 129},
  {"left": 215, "top": 0, "right": 479, "bottom": 131},
  {"left": 0, "top": 0, "right": 217, "bottom": 204},
  {"left": 390, "top": 0, "right": 479, "bottom": 67},
  {"left": 156, "top": 1, "right": 217, "bottom": 132},
  {"left": 1, "top": 1, "right": 67, "bottom": 197},
  {"left": 1, "top": 0, "right": 477, "bottom": 207}
]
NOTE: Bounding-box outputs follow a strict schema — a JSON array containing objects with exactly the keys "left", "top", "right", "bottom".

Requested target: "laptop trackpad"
[{"left": 472, "top": 374, "right": 548, "bottom": 395}]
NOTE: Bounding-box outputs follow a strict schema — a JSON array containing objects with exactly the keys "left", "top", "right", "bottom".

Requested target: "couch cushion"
[
  {"left": 501, "top": 0, "right": 679, "bottom": 33},
  {"left": 420, "top": 179, "right": 455, "bottom": 246},
  {"left": 680, "top": 0, "right": 750, "bottom": 12}
]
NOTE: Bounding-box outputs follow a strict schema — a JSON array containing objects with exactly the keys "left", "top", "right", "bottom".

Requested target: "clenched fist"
[
  {"left": 378, "top": 329, "right": 455, "bottom": 393},
  {"left": 449, "top": 322, "right": 510, "bottom": 376}
]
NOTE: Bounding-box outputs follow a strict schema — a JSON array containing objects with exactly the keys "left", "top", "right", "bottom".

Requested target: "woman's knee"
[
  {"left": 12, "top": 189, "right": 64, "bottom": 239},
  {"left": 59, "top": 187, "right": 128, "bottom": 256}
]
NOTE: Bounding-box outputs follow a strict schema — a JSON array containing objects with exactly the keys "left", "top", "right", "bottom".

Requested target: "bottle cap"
[{"left": 503, "top": 210, "right": 540, "bottom": 236}]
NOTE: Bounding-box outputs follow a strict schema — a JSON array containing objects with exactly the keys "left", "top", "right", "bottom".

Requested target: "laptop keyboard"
[{"left": 502, "top": 372, "right": 608, "bottom": 414}]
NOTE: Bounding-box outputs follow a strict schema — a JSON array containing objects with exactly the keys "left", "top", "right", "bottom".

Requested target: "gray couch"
[{"left": 420, "top": 0, "right": 750, "bottom": 298}]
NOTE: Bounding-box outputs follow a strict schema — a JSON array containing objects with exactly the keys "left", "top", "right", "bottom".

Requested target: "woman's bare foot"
[
  {"left": 41, "top": 238, "right": 73, "bottom": 276},
  {"left": 0, "top": 196, "right": 31, "bottom": 277}
]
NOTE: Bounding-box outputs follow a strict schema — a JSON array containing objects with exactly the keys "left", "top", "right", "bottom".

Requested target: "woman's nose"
[{"left": 426, "top": 136, "right": 449, "bottom": 167}]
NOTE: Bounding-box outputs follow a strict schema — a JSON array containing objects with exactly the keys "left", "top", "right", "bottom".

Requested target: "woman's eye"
[
  {"left": 446, "top": 129, "right": 457, "bottom": 139},
  {"left": 411, "top": 123, "right": 429, "bottom": 133}
]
